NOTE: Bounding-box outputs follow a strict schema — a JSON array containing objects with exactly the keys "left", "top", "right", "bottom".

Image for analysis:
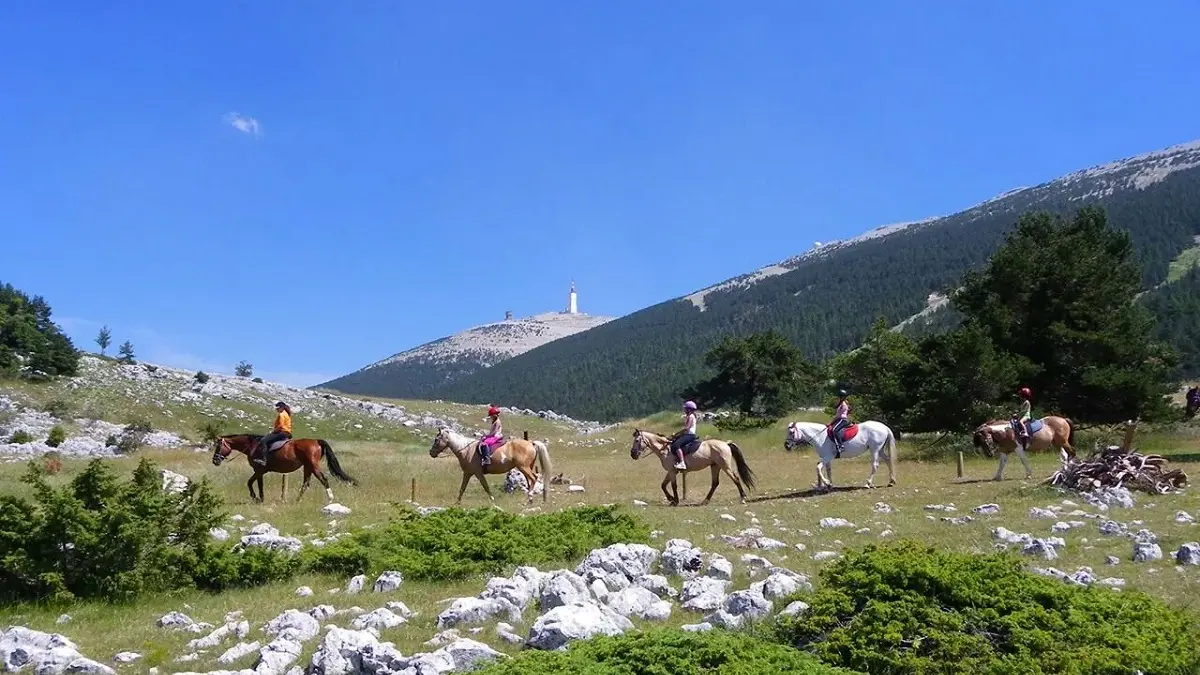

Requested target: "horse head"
[
  {"left": 784, "top": 422, "right": 808, "bottom": 451},
  {"left": 212, "top": 435, "right": 236, "bottom": 466},
  {"left": 429, "top": 427, "right": 452, "bottom": 458},
  {"left": 973, "top": 424, "right": 998, "bottom": 458},
  {"left": 630, "top": 428, "right": 661, "bottom": 460}
]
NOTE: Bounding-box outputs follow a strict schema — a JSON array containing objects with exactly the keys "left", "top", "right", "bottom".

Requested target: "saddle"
[
  {"left": 827, "top": 423, "right": 859, "bottom": 444},
  {"left": 265, "top": 438, "right": 290, "bottom": 453},
  {"left": 679, "top": 438, "right": 703, "bottom": 456},
  {"left": 1011, "top": 418, "right": 1044, "bottom": 436},
  {"left": 481, "top": 438, "right": 509, "bottom": 452}
]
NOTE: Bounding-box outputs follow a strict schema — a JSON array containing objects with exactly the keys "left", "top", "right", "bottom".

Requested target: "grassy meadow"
[{"left": 3, "top": 383, "right": 1200, "bottom": 673}]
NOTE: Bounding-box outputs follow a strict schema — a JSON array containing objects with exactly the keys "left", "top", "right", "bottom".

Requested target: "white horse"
[{"left": 784, "top": 420, "right": 897, "bottom": 491}]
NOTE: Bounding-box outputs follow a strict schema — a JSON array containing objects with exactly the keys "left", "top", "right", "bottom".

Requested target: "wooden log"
[
  {"left": 1121, "top": 419, "right": 1139, "bottom": 453},
  {"left": 410, "top": 477, "right": 416, "bottom": 504},
  {"left": 956, "top": 452, "right": 964, "bottom": 478}
]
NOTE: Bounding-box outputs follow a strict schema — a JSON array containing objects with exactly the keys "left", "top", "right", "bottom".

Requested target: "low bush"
[
  {"left": 116, "top": 419, "right": 153, "bottom": 454},
  {"left": 304, "top": 504, "right": 649, "bottom": 582},
  {"left": 194, "top": 371, "right": 210, "bottom": 384},
  {"left": 8, "top": 430, "right": 33, "bottom": 444},
  {"left": 474, "top": 629, "right": 851, "bottom": 675},
  {"left": 0, "top": 457, "right": 297, "bottom": 603},
  {"left": 769, "top": 539, "right": 1200, "bottom": 675},
  {"left": 45, "top": 425, "right": 66, "bottom": 448}
]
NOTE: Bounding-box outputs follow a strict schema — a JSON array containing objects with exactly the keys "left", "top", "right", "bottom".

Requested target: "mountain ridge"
[{"left": 323, "top": 137, "right": 1200, "bottom": 421}]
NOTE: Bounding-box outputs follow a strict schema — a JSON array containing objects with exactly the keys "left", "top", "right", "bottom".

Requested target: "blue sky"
[{"left": 2, "top": 1, "right": 1199, "bottom": 387}]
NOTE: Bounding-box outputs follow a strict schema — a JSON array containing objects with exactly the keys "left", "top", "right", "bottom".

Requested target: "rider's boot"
[
  {"left": 252, "top": 449, "right": 266, "bottom": 467},
  {"left": 480, "top": 446, "right": 491, "bottom": 466},
  {"left": 674, "top": 451, "right": 686, "bottom": 471}
]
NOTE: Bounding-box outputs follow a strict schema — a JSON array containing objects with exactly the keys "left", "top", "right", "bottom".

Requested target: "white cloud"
[{"left": 224, "top": 112, "right": 262, "bottom": 138}]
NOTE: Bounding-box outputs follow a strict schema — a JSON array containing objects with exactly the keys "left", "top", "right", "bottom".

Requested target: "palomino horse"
[
  {"left": 212, "top": 433, "right": 357, "bottom": 503},
  {"left": 629, "top": 429, "right": 757, "bottom": 506},
  {"left": 784, "top": 420, "right": 897, "bottom": 492},
  {"left": 972, "top": 416, "right": 1076, "bottom": 481},
  {"left": 428, "top": 427, "right": 552, "bottom": 506}
]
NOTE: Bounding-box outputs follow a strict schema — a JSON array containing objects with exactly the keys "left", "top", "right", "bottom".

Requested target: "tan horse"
[
  {"left": 629, "top": 429, "right": 757, "bottom": 506},
  {"left": 428, "top": 427, "right": 552, "bottom": 506},
  {"left": 972, "top": 415, "right": 1077, "bottom": 481}
]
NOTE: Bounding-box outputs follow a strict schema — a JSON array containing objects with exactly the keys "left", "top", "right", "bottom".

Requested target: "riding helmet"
[
  {"left": 274, "top": 401, "right": 286, "bottom": 408},
  {"left": 837, "top": 389, "right": 848, "bottom": 398},
  {"left": 683, "top": 400, "right": 697, "bottom": 411},
  {"left": 1018, "top": 387, "right": 1032, "bottom": 399},
  {"left": 487, "top": 405, "right": 501, "bottom": 417}
]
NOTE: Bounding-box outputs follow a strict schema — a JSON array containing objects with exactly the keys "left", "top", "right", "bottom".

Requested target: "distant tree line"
[{"left": 689, "top": 207, "right": 1182, "bottom": 432}]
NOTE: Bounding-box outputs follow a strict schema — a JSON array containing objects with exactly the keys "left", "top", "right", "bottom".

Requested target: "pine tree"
[
  {"left": 96, "top": 325, "right": 111, "bottom": 356},
  {"left": 683, "top": 330, "right": 819, "bottom": 421},
  {"left": 952, "top": 206, "right": 1178, "bottom": 422},
  {"left": 234, "top": 361, "right": 253, "bottom": 377},
  {"left": 117, "top": 340, "right": 136, "bottom": 365}
]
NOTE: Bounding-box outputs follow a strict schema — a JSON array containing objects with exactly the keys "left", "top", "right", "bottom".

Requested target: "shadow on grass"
[{"left": 747, "top": 485, "right": 872, "bottom": 503}]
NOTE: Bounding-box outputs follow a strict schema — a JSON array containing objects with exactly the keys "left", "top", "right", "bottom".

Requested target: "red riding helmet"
[
  {"left": 1018, "top": 387, "right": 1032, "bottom": 399},
  {"left": 487, "top": 406, "right": 501, "bottom": 417}
]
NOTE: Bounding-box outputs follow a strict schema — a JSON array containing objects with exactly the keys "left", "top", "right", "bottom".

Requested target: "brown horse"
[
  {"left": 629, "top": 429, "right": 757, "bottom": 506},
  {"left": 427, "top": 427, "right": 552, "bottom": 506},
  {"left": 212, "top": 433, "right": 357, "bottom": 503},
  {"left": 972, "top": 416, "right": 1076, "bottom": 481}
]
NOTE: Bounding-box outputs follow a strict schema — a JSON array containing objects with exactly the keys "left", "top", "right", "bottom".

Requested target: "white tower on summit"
[{"left": 567, "top": 281, "right": 578, "bottom": 314}]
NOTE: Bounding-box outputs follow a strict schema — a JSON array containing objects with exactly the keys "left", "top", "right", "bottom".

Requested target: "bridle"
[
  {"left": 784, "top": 422, "right": 814, "bottom": 451},
  {"left": 630, "top": 430, "right": 663, "bottom": 460},
  {"left": 212, "top": 437, "right": 234, "bottom": 465}
]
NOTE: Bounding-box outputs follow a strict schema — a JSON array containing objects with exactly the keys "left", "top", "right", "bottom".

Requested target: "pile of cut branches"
[{"left": 1046, "top": 444, "right": 1187, "bottom": 495}]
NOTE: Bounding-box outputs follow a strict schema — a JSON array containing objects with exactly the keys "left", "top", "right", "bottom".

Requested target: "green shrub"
[
  {"left": 0, "top": 457, "right": 296, "bottom": 603},
  {"left": 769, "top": 540, "right": 1200, "bottom": 675},
  {"left": 474, "top": 629, "right": 851, "bottom": 675},
  {"left": 41, "top": 398, "right": 74, "bottom": 418},
  {"left": 103, "top": 434, "right": 118, "bottom": 448},
  {"left": 194, "top": 371, "right": 210, "bottom": 384},
  {"left": 8, "top": 430, "right": 33, "bottom": 444},
  {"left": 304, "top": 504, "right": 649, "bottom": 582},
  {"left": 116, "top": 419, "right": 153, "bottom": 454},
  {"left": 46, "top": 425, "right": 66, "bottom": 448},
  {"left": 196, "top": 421, "right": 224, "bottom": 444}
]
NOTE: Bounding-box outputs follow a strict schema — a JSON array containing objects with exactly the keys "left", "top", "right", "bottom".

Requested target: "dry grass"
[{"left": 2, "top": 413, "right": 1200, "bottom": 672}]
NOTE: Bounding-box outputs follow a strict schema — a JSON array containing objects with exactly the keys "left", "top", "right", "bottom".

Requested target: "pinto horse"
[
  {"left": 212, "top": 433, "right": 357, "bottom": 503},
  {"left": 1186, "top": 387, "right": 1199, "bottom": 420},
  {"left": 428, "top": 427, "right": 552, "bottom": 506},
  {"left": 972, "top": 416, "right": 1076, "bottom": 481},
  {"left": 629, "top": 429, "right": 757, "bottom": 506}
]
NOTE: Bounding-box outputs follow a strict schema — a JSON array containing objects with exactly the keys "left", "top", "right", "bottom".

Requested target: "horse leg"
[
  {"left": 475, "top": 472, "right": 498, "bottom": 507},
  {"left": 865, "top": 442, "right": 880, "bottom": 489},
  {"left": 660, "top": 474, "right": 675, "bottom": 506},
  {"left": 720, "top": 464, "right": 746, "bottom": 504},
  {"left": 455, "top": 473, "right": 471, "bottom": 504},
  {"left": 298, "top": 467, "right": 313, "bottom": 502},
  {"left": 247, "top": 474, "right": 259, "bottom": 502},
  {"left": 701, "top": 465, "right": 720, "bottom": 505},
  {"left": 1015, "top": 446, "right": 1033, "bottom": 479},
  {"left": 670, "top": 471, "right": 682, "bottom": 506},
  {"left": 518, "top": 466, "right": 538, "bottom": 505},
  {"left": 256, "top": 473, "right": 265, "bottom": 503},
  {"left": 993, "top": 452, "right": 1009, "bottom": 481},
  {"left": 313, "top": 469, "right": 333, "bottom": 503}
]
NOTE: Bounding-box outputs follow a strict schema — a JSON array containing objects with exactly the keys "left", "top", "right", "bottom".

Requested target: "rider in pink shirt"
[
  {"left": 479, "top": 405, "right": 503, "bottom": 466},
  {"left": 830, "top": 390, "right": 851, "bottom": 458}
]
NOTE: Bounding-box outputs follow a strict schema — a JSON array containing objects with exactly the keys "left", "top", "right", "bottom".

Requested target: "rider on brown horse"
[
  {"left": 252, "top": 401, "right": 292, "bottom": 466},
  {"left": 1013, "top": 387, "right": 1033, "bottom": 449}
]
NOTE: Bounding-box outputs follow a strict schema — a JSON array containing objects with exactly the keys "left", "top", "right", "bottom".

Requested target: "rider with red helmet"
[
  {"left": 1014, "top": 387, "right": 1033, "bottom": 447},
  {"left": 479, "top": 405, "right": 504, "bottom": 466}
]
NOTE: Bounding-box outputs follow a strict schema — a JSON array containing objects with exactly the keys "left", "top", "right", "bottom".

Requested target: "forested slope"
[{"left": 332, "top": 141, "right": 1200, "bottom": 422}]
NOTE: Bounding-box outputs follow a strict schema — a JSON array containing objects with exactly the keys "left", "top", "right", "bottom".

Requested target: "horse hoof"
[{"left": 887, "top": 480, "right": 896, "bottom": 487}]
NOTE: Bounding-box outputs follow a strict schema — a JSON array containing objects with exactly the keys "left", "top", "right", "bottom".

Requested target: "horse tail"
[
  {"left": 319, "top": 440, "right": 357, "bottom": 485},
  {"left": 728, "top": 442, "right": 757, "bottom": 491},
  {"left": 885, "top": 427, "right": 897, "bottom": 478},
  {"left": 534, "top": 440, "right": 552, "bottom": 481}
]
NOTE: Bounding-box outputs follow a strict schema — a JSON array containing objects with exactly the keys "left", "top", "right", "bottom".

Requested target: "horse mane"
[{"left": 220, "top": 433, "right": 263, "bottom": 442}]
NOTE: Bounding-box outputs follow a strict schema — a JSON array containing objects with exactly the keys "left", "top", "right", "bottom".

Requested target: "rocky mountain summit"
[{"left": 319, "top": 305, "right": 613, "bottom": 402}]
